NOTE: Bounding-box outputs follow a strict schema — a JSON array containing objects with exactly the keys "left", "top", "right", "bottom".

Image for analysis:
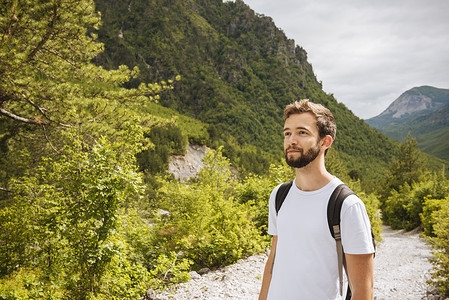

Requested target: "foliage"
[
  {"left": 380, "top": 134, "right": 428, "bottom": 203},
  {"left": 392, "top": 134, "right": 429, "bottom": 184},
  {"left": 136, "top": 122, "right": 187, "bottom": 175},
  {"left": 147, "top": 252, "right": 192, "bottom": 290},
  {"left": 154, "top": 147, "right": 266, "bottom": 269},
  {"left": 93, "top": 0, "right": 399, "bottom": 190},
  {"left": 382, "top": 184, "right": 415, "bottom": 230},
  {"left": 139, "top": 102, "right": 210, "bottom": 146},
  {"left": 382, "top": 161, "right": 447, "bottom": 231},
  {"left": 117, "top": 210, "right": 192, "bottom": 290},
  {"left": 0, "top": 125, "right": 148, "bottom": 298},
  {"left": 235, "top": 163, "right": 294, "bottom": 235},
  {"left": 421, "top": 197, "right": 447, "bottom": 237},
  {"left": 0, "top": 268, "right": 63, "bottom": 300},
  {"left": 427, "top": 199, "right": 449, "bottom": 297},
  {"left": 0, "top": 0, "right": 170, "bottom": 131},
  {"left": 0, "top": 0, "right": 179, "bottom": 296}
]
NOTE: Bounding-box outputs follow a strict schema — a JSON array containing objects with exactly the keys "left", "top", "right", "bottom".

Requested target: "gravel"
[{"left": 154, "top": 226, "right": 438, "bottom": 300}]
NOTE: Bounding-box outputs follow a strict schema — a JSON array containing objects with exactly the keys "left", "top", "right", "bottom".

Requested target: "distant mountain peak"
[
  {"left": 380, "top": 88, "right": 433, "bottom": 119},
  {"left": 367, "top": 86, "right": 449, "bottom": 128},
  {"left": 366, "top": 85, "right": 449, "bottom": 161}
]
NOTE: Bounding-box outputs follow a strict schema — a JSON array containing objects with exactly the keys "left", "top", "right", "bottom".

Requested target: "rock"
[
  {"left": 143, "top": 288, "right": 156, "bottom": 300},
  {"left": 189, "top": 271, "right": 201, "bottom": 280},
  {"left": 197, "top": 267, "right": 211, "bottom": 275},
  {"left": 168, "top": 145, "right": 207, "bottom": 181},
  {"left": 426, "top": 287, "right": 448, "bottom": 300}
]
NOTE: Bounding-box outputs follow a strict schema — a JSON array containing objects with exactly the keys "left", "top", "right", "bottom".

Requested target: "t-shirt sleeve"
[
  {"left": 267, "top": 185, "right": 280, "bottom": 236},
  {"left": 340, "top": 195, "right": 376, "bottom": 254}
]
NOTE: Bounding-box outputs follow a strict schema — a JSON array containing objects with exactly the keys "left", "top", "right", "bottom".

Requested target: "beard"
[{"left": 284, "top": 141, "right": 321, "bottom": 169}]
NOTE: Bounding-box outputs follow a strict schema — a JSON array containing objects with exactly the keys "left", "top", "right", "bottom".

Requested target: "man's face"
[{"left": 283, "top": 112, "right": 322, "bottom": 169}]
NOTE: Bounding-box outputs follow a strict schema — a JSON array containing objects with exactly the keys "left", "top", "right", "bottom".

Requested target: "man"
[{"left": 259, "top": 99, "right": 375, "bottom": 300}]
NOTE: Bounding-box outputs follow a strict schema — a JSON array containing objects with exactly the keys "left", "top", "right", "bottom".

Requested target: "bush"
[
  {"left": 427, "top": 199, "right": 449, "bottom": 297},
  {"left": 0, "top": 124, "right": 148, "bottom": 299},
  {"left": 383, "top": 177, "right": 447, "bottom": 231},
  {"left": 136, "top": 123, "right": 187, "bottom": 175},
  {"left": 154, "top": 147, "right": 266, "bottom": 269},
  {"left": 421, "top": 197, "right": 447, "bottom": 237},
  {"left": 0, "top": 268, "right": 63, "bottom": 300},
  {"left": 235, "top": 163, "right": 294, "bottom": 235},
  {"left": 383, "top": 184, "right": 418, "bottom": 230},
  {"left": 342, "top": 180, "right": 383, "bottom": 242}
]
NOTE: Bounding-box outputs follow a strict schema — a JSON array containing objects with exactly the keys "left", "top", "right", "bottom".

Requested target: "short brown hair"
[{"left": 283, "top": 99, "right": 336, "bottom": 140}]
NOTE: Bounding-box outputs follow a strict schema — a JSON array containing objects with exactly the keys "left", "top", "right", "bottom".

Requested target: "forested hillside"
[{"left": 93, "top": 0, "right": 398, "bottom": 187}]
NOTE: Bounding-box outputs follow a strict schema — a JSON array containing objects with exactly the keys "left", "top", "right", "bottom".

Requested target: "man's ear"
[{"left": 321, "top": 135, "right": 333, "bottom": 150}]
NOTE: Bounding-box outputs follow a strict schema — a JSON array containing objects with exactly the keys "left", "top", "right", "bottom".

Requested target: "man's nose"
[{"left": 286, "top": 135, "right": 298, "bottom": 145}]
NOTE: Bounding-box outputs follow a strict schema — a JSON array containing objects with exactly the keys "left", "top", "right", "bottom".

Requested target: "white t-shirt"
[{"left": 267, "top": 177, "right": 375, "bottom": 300}]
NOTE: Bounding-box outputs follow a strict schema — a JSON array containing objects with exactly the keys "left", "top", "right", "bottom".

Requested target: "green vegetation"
[
  {"left": 380, "top": 135, "right": 449, "bottom": 297},
  {"left": 93, "top": 0, "right": 400, "bottom": 190},
  {"left": 1, "top": 0, "right": 448, "bottom": 298}
]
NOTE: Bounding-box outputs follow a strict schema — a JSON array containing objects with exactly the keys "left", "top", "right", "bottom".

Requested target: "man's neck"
[{"left": 294, "top": 161, "right": 334, "bottom": 192}]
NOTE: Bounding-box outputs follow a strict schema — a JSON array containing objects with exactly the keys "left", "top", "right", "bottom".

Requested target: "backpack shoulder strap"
[
  {"left": 275, "top": 181, "right": 293, "bottom": 215},
  {"left": 327, "top": 184, "right": 355, "bottom": 237},
  {"left": 327, "top": 184, "right": 355, "bottom": 298}
]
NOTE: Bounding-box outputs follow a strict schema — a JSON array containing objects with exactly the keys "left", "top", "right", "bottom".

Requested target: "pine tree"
[{"left": 381, "top": 133, "right": 428, "bottom": 201}]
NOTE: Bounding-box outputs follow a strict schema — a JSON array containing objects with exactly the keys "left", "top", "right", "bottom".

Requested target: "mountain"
[
  {"left": 366, "top": 86, "right": 449, "bottom": 161},
  {"left": 92, "top": 0, "right": 405, "bottom": 187},
  {"left": 366, "top": 86, "right": 449, "bottom": 128}
]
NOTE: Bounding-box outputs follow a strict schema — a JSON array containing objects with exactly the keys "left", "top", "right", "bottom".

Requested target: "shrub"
[
  {"left": 0, "top": 123, "right": 147, "bottom": 299},
  {"left": 421, "top": 197, "right": 447, "bottom": 237},
  {"left": 359, "top": 191, "right": 383, "bottom": 242},
  {"left": 383, "top": 184, "right": 416, "bottom": 230},
  {"left": 427, "top": 199, "right": 449, "bottom": 297},
  {"left": 383, "top": 177, "right": 447, "bottom": 231},
  {"left": 235, "top": 163, "right": 294, "bottom": 235},
  {"left": 154, "top": 147, "right": 265, "bottom": 269},
  {"left": 0, "top": 268, "right": 63, "bottom": 300}
]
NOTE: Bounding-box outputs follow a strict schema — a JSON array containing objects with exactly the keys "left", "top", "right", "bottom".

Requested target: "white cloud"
[{"left": 243, "top": 0, "right": 449, "bottom": 119}]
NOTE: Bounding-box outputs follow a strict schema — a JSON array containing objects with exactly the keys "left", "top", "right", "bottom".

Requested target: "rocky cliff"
[{"left": 168, "top": 145, "right": 208, "bottom": 181}]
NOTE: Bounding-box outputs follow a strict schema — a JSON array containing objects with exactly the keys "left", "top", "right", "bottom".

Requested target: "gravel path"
[{"left": 155, "top": 226, "right": 435, "bottom": 300}]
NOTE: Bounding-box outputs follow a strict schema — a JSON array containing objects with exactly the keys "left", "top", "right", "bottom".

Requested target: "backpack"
[{"left": 275, "top": 181, "right": 375, "bottom": 299}]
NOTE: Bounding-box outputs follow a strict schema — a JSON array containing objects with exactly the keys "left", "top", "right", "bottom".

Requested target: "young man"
[{"left": 259, "top": 99, "right": 375, "bottom": 300}]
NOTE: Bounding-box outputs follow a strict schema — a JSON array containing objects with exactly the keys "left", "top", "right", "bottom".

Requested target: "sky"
[{"left": 242, "top": 0, "right": 449, "bottom": 119}]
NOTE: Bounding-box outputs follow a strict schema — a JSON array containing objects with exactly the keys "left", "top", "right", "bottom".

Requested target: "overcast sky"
[{"left": 243, "top": 0, "right": 449, "bottom": 119}]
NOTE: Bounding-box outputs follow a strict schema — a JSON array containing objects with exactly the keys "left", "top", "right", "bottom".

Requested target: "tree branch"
[
  {"left": 0, "top": 187, "right": 14, "bottom": 193},
  {"left": 41, "top": 124, "right": 60, "bottom": 153},
  {"left": 0, "top": 107, "right": 47, "bottom": 125},
  {"left": 23, "top": 96, "right": 70, "bottom": 127}
]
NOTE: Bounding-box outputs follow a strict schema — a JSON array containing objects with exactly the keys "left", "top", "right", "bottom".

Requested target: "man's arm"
[
  {"left": 258, "top": 235, "right": 277, "bottom": 300},
  {"left": 345, "top": 253, "right": 374, "bottom": 300}
]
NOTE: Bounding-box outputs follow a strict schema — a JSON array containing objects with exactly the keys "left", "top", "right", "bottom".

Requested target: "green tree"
[
  {"left": 0, "top": 0, "right": 167, "bottom": 128},
  {"left": 0, "top": 0, "right": 177, "bottom": 298},
  {"left": 0, "top": 0, "right": 175, "bottom": 190},
  {"left": 381, "top": 133, "right": 427, "bottom": 201},
  {"left": 0, "top": 124, "right": 150, "bottom": 298}
]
